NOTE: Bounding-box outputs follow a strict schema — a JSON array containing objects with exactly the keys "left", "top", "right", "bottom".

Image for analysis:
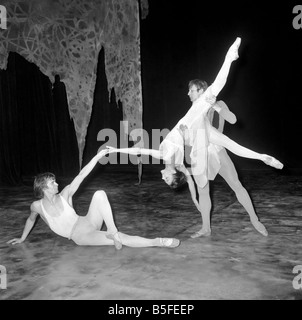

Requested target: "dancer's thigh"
[
  {"left": 218, "top": 149, "right": 239, "bottom": 181},
  {"left": 71, "top": 216, "right": 110, "bottom": 246},
  {"left": 208, "top": 126, "right": 229, "bottom": 147}
]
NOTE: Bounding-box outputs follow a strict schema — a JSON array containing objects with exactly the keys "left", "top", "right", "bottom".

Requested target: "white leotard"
[{"left": 40, "top": 195, "right": 79, "bottom": 239}]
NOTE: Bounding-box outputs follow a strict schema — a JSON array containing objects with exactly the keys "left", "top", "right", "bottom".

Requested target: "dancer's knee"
[
  {"left": 71, "top": 233, "right": 85, "bottom": 246},
  {"left": 93, "top": 190, "right": 107, "bottom": 201}
]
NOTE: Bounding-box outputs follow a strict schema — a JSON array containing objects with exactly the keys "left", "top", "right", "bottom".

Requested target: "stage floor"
[{"left": 1, "top": 167, "right": 302, "bottom": 300}]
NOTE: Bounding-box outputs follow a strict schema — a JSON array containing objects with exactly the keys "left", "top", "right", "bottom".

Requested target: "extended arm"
[
  {"left": 187, "top": 175, "right": 201, "bottom": 211},
  {"left": 211, "top": 37, "right": 241, "bottom": 97},
  {"left": 7, "top": 204, "right": 39, "bottom": 245},
  {"left": 178, "top": 166, "right": 201, "bottom": 211},
  {"left": 106, "top": 146, "right": 162, "bottom": 160},
  {"left": 63, "top": 149, "right": 110, "bottom": 198}
]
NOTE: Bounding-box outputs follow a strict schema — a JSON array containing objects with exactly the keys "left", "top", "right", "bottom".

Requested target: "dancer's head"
[
  {"left": 34, "top": 172, "right": 57, "bottom": 198},
  {"left": 161, "top": 168, "right": 187, "bottom": 191},
  {"left": 188, "top": 79, "right": 208, "bottom": 102}
]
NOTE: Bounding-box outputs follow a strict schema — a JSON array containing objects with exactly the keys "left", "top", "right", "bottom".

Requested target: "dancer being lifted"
[{"left": 106, "top": 37, "right": 283, "bottom": 237}]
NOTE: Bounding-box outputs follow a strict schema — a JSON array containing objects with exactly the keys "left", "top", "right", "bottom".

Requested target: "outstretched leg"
[
  {"left": 118, "top": 233, "right": 180, "bottom": 248},
  {"left": 72, "top": 227, "right": 180, "bottom": 248},
  {"left": 218, "top": 149, "right": 268, "bottom": 236},
  {"left": 208, "top": 126, "right": 283, "bottom": 169}
]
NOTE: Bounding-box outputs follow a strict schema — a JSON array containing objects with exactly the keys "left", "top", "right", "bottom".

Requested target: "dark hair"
[
  {"left": 188, "top": 79, "right": 208, "bottom": 92},
  {"left": 169, "top": 169, "right": 187, "bottom": 191},
  {"left": 33, "top": 172, "right": 56, "bottom": 198}
]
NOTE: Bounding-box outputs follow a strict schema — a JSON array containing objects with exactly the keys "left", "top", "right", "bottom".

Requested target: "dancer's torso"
[
  {"left": 40, "top": 195, "right": 79, "bottom": 239},
  {"left": 160, "top": 85, "right": 222, "bottom": 187}
]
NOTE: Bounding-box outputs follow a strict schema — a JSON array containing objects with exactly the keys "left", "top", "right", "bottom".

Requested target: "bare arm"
[
  {"left": 178, "top": 166, "right": 201, "bottom": 211},
  {"left": 212, "top": 101, "right": 237, "bottom": 124},
  {"left": 211, "top": 37, "right": 241, "bottom": 97},
  {"left": 106, "top": 146, "right": 162, "bottom": 160},
  {"left": 7, "top": 203, "right": 39, "bottom": 245},
  {"left": 187, "top": 175, "right": 201, "bottom": 210},
  {"left": 62, "top": 149, "right": 110, "bottom": 199}
]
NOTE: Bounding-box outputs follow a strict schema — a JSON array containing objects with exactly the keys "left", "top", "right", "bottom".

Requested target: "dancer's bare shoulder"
[{"left": 30, "top": 200, "right": 42, "bottom": 216}]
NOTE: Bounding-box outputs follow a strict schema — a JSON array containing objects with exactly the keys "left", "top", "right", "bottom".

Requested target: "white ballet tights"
[{"left": 208, "top": 126, "right": 264, "bottom": 162}]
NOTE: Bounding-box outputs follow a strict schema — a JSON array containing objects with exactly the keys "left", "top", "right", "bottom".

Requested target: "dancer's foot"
[
  {"left": 251, "top": 219, "right": 268, "bottom": 237},
  {"left": 234, "top": 37, "right": 241, "bottom": 47},
  {"left": 190, "top": 228, "right": 211, "bottom": 238},
  {"left": 262, "top": 154, "right": 284, "bottom": 169},
  {"left": 106, "top": 232, "right": 123, "bottom": 250},
  {"left": 226, "top": 37, "right": 241, "bottom": 61},
  {"left": 159, "top": 238, "right": 180, "bottom": 248}
]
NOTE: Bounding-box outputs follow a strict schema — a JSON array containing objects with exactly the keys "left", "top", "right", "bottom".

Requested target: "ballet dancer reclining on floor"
[
  {"left": 106, "top": 37, "right": 283, "bottom": 238},
  {"left": 7, "top": 149, "right": 180, "bottom": 249}
]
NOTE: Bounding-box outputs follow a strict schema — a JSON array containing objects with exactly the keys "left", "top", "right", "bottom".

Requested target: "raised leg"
[
  {"left": 208, "top": 126, "right": 283, "bottom": 169},
  {"left": 86, "top": 190, "right": 118, "bottom": 232},
  {"left": 85, "top": 190, "right": 121, "bottom": 248}
]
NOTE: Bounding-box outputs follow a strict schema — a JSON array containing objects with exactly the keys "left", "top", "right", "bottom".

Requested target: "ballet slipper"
[
  {"left": 106, "top": 232, "right": 123, "bottom": 250},
  {"left": 262, "top": 155, "right": 284, "bottom": 170},
  {"left": 159, "top": 238, "right": 180, "bottom": 248},
  {"left": 226, "top": 37, "right": 241, "bottom": 61},
  {"left": 251, "top": 219, "right": 268, "bottom": 237},
  {"left": 234, "top": 37, "right": 241, "bottom": 49},
  {"left": 190, "top": 228, "right": 211, "bottom": 238}
]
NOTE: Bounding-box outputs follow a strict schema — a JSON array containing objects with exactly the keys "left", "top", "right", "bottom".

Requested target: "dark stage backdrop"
[
  {"left": 141, "top": 1, "right": 301, "bottom": 171},
  {"left": 0, "top": 1, "right": 301, "bottom": 185},
  {"left": 0, "top": 48, "right": 122, "bottom": 185},
  {"left": 0, "top": 52, "right": 79, "bottom": 185}
]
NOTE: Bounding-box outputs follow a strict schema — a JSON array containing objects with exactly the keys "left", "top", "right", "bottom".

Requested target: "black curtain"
[
  {"left": 0, "top": 52, "right": 79, "bottom": 185},
  {"left": 79, "top": 47, "right": 127, "bottom": 186},
  {"left": 52, "top": 74, "right": 79, "bottom": 177},
  {"left": 140, "top": 1, "right": 302, "bottom": 171},
  {"left": 82, "top": 48, "right": 123, "bottom": 168},
  {"left": 0, "top": 49, "right": 124, "bottom": 186}
]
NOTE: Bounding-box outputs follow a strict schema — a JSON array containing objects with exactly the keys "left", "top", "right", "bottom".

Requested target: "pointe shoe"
[
  {"left": 106, "top": 232, "right": 123, "bottom": 250},
  {"left": 262, "top": 154, "right": 284, "bottom": 170},
  {"left": 251, "top": 219, "right": 268, "bottom": 237},
  {"left": 190, "top": 228, "right": 211, "bottom": 238},
  {"left": 227, "top": 37, "right": 241, "bottom": 61},
  {"left": 159, "top": 238, "right": 180, "bottom": 248},
  {"left": 234, "top": 37, "right": 241, "bottom": 49}
]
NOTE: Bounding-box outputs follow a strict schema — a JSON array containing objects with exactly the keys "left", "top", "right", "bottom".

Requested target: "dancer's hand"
[
  {"left": 178, "top": 124, "right": 189, "bottom": 140},
  {"left": 205, "top": 95, "right": 216, "bottom": 105},
  {"left": 7, "top": 238, "right": 24, "bottom": 245},
  {"left": 96, "top": 148, "right": 110, "bottom": 159},
  {"left": 179, "top": 124, "right": 188, "bottom": 133},
  {"left": 226, "top": 37, "right": 241, "bottom": 62},
  {"left": 106, "top": 146, "right": 118, "bottom": 153}
]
